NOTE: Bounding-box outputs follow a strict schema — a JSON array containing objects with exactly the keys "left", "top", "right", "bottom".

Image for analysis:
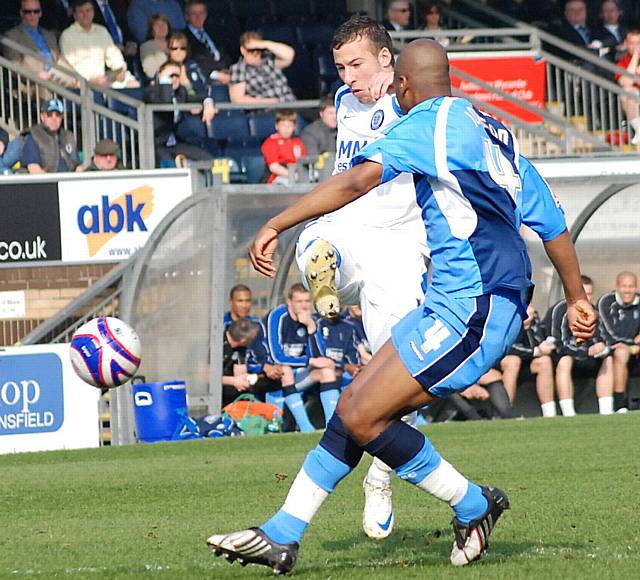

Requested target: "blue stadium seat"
[
  {"left": 272, "top": 0, "right": 313, "bottom": 24},
  {"left": 242, "top": 155, "right": 268, "bottom": 184},
  {"left": 297, "top": 24, "right": 334, "bottom": 49},
  {"left": 315, "top": 46, "right": 339, "bottom": 95},
  {"left": 249, "top": 112, "right": 277, "bottom": 141},
  {"left": 313, "top": 0, "right": 348, "bottom": 24},
  {"left": 232, "top": 0, "right": 273, "bottom": 28},
  {"left": 285, "top": 44, "right": 317, "bottom": 99},
  {"left": 212, "top": 110, "right": 249, "bottom": 141},
  {"left": 259, "top": 25, "right": 298, "bottom": 48},
  {"left": 210, "top": 84, "right": 230, "bottom": 103}
]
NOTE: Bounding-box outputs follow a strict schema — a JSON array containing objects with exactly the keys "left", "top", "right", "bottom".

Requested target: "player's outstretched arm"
[
  {"left": 543, "top": 231, "right": 597, "bottom": 343},
  {"left": 249, "top": 162, "right": 383, "bottom": 276}
]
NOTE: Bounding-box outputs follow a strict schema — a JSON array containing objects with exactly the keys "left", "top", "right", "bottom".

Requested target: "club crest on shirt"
[
  {"left": 296, "top": 327, "right": 306, "bottom": 337},
  {"left": 371, "top": 109, "right": 384, "bottom": 130}
]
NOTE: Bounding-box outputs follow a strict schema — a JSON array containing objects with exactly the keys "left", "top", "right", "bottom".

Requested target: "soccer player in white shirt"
[{"left": 295, "top": 15, "right": 429, "bottom": 540}]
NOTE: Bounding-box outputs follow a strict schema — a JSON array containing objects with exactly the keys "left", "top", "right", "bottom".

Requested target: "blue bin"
[{"left": 132, "top": 379, "right": 199, "bottom": 442}]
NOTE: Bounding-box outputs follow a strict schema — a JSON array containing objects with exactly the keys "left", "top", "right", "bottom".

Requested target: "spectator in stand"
[
  {"left": 344, "top": 304, "right": 372, "bottom": 365},
  {"left": 167, "top": 31, "right": 216, "bottom": 100},
  {"left": 593, "top": 0, "right": 626, "bottom": 62},
  {"left": 549, "top": 0, "right": 605, "bottom": 63},
  {"left": 39, "top": 0, "right": 73, "bottom": 37},
  {"left": 420, "top": 1, "right": 473, "bottom": 47},
  {"left": 615, "top": 28, "right": 640, "bottom": 144},
  {"left": 140, "top": 14, "right": 171, "bottom": 80},
  {"left": 92, "top": 0, "right": 131, "bottom": 52},
  {"left": 3, "top": 0, "right": 75, "bottom": 88},
  {"left": 547, "top": 275, "right": 612, "bottom": 416},
  {"left": 500, "top": 305, "right": 557, "bottom": 416},
  {"left": 83, "top": 138, "right": 123, "bottom": 171},
  {"left": 21, "top": 98, "right": 79, "bottom": 173},
  {"left": 60, "top": 0, "right": 134, "bottom": 87},
  {"left": 261, "top": 110, "right": 306, "bottom": 185},
  {"left": 382, "top": 1, "right": 412, "bottom": 32},
  {"left": 597, "top": 271, "right": 640, "bottom": 412},
  {"left": 0, "top": 129, "right": 19, "bottom": 174},
  {"left": 144, "top": 60, "right": 217, "bottom": 166},
  {"left": 301, "top": 95, "right": 337, "bottom": 158},
  {"left": 222, "top": 318, "right": 260, "bottom": 407},
  {"left": 264, "top": 283, "right": 335, "bottom": 432},
  {"left": 127, "top": 0, "right": 185, "bottom": 45},
  {"left": 313, "top": 313, "right": 360, "bottom": 421},
  {"left": 223, "top": 284, "right": 291, "bottom": 402},
  {"left": 184, "top": 0, "right": 233, "bottom": 86},
  {"left": 229, "top": 31, "right": 296, "bottom": 104}
]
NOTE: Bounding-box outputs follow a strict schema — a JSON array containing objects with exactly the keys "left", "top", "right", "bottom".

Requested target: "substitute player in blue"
[{"left": 208, "top": 40, "right": 597, "bottom": 573}]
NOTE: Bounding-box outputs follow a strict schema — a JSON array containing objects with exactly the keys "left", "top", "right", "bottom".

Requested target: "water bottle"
[{"left": 267, "top": 411, "right": 281, "bottom": 433}]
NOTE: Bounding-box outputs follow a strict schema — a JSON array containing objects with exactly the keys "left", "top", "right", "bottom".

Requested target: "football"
[{"left": 70, "top": 316, "right": 141, "bottom": 388}]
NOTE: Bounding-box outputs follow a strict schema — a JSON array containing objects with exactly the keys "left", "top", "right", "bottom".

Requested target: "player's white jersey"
[{"left": 320, "top": 85, "right": 421, "bottom": 229}]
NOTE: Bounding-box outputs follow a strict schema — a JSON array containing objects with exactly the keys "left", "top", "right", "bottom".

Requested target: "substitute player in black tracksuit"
[
  {"left": 597, "top": 271, "right": 640, "bottom": 412},
  {"left": 546, "top": 276, "right": 611, "bottom": 416},
  {"left": 499, "top": 306, "right": 557, "bottom": 416}
]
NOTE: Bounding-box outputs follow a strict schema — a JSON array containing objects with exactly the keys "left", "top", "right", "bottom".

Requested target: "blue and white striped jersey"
[{"left": 353, "top": 96, "right": 567, "bottom": 308}]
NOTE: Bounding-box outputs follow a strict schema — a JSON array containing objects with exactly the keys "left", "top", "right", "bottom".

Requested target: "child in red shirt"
[{"left": 261, "top": 110, "right": 306, "bottom": 184}]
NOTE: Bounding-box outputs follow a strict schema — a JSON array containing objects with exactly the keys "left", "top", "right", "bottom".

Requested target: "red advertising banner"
[{"left": 449, "top": 53, "right": 546, "bottom": 123}]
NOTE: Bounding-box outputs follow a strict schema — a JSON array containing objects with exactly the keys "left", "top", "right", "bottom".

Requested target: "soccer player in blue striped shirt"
[{"left": 208, "top": 39, "right": 597, "bottom": 573}]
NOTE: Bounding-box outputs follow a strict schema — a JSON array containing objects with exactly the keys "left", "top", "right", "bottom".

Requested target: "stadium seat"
[
  {"left": 272, "top": 0, "right": 313, "bottom": 24},
  {"left": 311, "top": 0, "right": 348, "bottom": 24},
  {"left": 232, "top": 0, "right": 273, "bottom": 28},
  {"left": 284, "top": 44, "right": 317, "bottom": 99},
  {"left": 249, "top": 112, "right": 277, "bottom": 141},
  {"left": 210, "top": 84, "right": 230, "bottom": 103},
  {"left": 224, "top": 137, "right": 262, "bottom": 160},
  {"left": 315, "top": 46, "right": 339, "bottom": 95},
  {"left": 259, "top": 24, "right": 298, "bottom": 48},
  {"left": 297, "top": 24, "right": 334, "bottom": 49},
  {"left": 242, "top": 155, "right": 268, "bottom": 184},
  {"left": 212, "top": 110, "right": 250, "bottom": 141}
]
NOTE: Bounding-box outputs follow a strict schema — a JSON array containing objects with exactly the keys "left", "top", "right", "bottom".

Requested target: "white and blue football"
[{"left": 70, "top": 316, "right": 141, "bottom": 388}]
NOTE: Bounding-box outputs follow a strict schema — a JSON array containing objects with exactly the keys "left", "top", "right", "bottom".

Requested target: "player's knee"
[
  {"left": 502, "top": 355, "right": 521, "bottom": 373},
  {"left": 280, "top": 366, "right": 294, "bottom": 385},
  {"left": 319, "top": 367, "right": 336, "bottom": 382},
  {"left": 338, "top": 401, "right": 378, "bottom": 444},
  {"left": 614, "top": 344, "right": 630, "bottom": 362}
]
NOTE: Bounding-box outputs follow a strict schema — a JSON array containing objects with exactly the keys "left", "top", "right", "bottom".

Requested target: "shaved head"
[{"left": 394, "top": 39, "right": 451, "bottom": 113}]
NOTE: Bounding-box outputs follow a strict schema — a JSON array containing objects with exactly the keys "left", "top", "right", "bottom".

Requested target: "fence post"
[
  {"left": 80, "top": 79, "right": 96, "bottom": 160},
  {"left": 137, "top": 103, "right": 154, "bottom": 170}
]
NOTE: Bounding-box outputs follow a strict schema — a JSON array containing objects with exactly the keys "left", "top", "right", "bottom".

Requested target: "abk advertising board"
[
  {"left": 0, "top": 344, "right": 100, "bottom": 454},
  {"left": 58, "top": 172, "right": 192, "bottom": 263},
  {"left": 449, "top": 51, "right": 546, "bottom": 123}
]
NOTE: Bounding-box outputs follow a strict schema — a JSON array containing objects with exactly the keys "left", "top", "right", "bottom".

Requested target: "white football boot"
[
  {"left": 362, "top": 476, "right": 394, "bottom": 540},
  {"left": 304, "top": 239, "right": 340, "bottom": 319}
]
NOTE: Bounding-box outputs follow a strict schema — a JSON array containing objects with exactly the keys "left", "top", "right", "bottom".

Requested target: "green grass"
[{"left": 0, "top": 414, "right": 638, "bottom": 579}]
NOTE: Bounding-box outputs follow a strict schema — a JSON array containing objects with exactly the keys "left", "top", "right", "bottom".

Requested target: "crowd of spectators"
[
  {"left": 2, "top": 0, "right": 640, "bottom": 172},
  {"left": 222, "top": 271, "right": 640, "bottom": 432}
]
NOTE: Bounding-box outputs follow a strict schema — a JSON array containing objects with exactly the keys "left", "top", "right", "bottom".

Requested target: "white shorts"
[{"left": 296, "top": 218, "right": 428, "bottom": 353}]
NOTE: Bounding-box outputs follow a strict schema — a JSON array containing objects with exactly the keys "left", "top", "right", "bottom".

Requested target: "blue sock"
[
  {"left": 260, "top": 415, "right": 363, "bottom": 544},
  {"left": 283, "top": 388, "right": 314, "bottom": 432},
  {"left": 364, "top": 420, "right": 487, "bottom": 522},
  {"left": 319, "top": 382, "right": 340, "bottom": 423},
  {"left": 453, "top": 483, "right": 488, "bottom": 524},
  {"left": 266, "top": 389, "right": 285, "bottom": 410}
]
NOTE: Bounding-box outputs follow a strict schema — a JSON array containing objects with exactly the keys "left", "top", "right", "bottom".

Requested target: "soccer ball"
[{"left": 70, "top": 316, "right": 141, "bottom": 388}]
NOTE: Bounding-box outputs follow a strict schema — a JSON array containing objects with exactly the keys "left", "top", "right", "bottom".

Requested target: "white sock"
[
  {"left": 365, "top": 457, "right": 393, "bottom": 486},
  {"left": 598, "top": 396, "right": 614, "bottom": 415},
  {"left": 559, "top": 399, "right": 576, "bottom": 417},
  {"left": 630, "top": 117, "right": 640, "bottom": 132},
  {"left": 281, "top": 468, "right": 328, "bottom": 524},
  {"left": 540, "top": 401, "right": 557, "bottom": 417},
  {"left": 415, "top": 459, "right": 468, "bottom": 507}
]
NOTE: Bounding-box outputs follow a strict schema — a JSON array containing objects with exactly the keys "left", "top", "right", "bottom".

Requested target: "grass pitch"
[{"left": 0, "top": 414, "right": 638, "bottom": 579}]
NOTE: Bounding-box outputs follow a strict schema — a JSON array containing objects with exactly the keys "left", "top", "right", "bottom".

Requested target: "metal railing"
[
  {"left": 19, "top": 257, "right": 136, "bottom": 345},
  {"left": 0, "top": 36, "right": 148, "bottom": 168}
]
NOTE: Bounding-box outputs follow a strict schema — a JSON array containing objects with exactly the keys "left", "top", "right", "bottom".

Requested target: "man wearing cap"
[
  {"left": 84, "top": 138, "right": 124, "bottom": 171},
  {"left": 21, "top": 98, "right": 79, "bottom": 174}
]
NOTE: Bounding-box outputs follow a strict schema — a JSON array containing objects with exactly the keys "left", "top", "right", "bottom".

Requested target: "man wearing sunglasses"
[
  {"left": 3, "top": 0, "right": 67, "bottom": 84},
  {"left": 383, "top": 1, "right": 412, "bottom": 32},
  {"left": 21, "top": 98, "right": 79, "bottom": 174}
]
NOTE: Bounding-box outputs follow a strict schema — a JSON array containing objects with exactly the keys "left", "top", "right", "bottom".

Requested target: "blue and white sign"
[
  {"left": 0, "top": 352, "right": 64, "bottom": 435},
  {"left": 0, "top": 344, "right": 100, "bottom": 454}
]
